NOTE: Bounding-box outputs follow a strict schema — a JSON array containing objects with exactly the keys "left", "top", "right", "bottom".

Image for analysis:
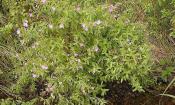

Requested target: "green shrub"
[{"left": 0, "top": 0, "right": 152, "bottom": 104}]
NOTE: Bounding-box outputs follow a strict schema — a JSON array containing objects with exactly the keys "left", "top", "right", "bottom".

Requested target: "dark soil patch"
[{"left": 105, "top": 81, "right": 175, "bottom": 105}]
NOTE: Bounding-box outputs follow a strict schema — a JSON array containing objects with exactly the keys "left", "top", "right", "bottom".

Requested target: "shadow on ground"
[{"left": 105, "top": 81, "right": 175, "bottom": 105}]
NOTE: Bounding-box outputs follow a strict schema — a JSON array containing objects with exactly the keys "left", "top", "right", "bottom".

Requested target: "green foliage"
[
  {"left": 143, "top": 0, "right": 175, "bottom": 34},
  {"left": 0, "top": 0, "right": 152, "bottom": 104},
  {"left": 143, "top": 0, "right": 175, "bottom": 82},
  {"left": 161, "top": 66, "right": 174, "bottom": 79}
]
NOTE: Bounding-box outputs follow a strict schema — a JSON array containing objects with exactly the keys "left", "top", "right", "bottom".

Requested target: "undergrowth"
[{"left": 2, "top": 0, "right": 175, "bottom": 105}]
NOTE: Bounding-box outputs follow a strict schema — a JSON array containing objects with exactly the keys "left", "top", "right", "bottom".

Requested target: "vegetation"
[{"left": 0, "top": 0, "right": 175, "bottom": 105}]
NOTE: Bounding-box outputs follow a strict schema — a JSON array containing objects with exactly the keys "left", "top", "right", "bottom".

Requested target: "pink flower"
[
  {"left": 41, "top": 0, "right": 47, "bottom": 4},
  {"left": 109, "top": 3, "right": 121, "bottom": 13},
  {"left": 41, "top": 65, "right": 48, "bottom": 70},
  {"left": 29, "top": 13, "right": 33, "bottom": 17},
  {"left": 109, "top": 5, "right": 113, "bottom": 13},
  {"left": 109, "top": 5, "right": 117, "bottom": 13}
]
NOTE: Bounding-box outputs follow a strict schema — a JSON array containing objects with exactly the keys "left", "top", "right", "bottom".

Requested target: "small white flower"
[
  {"left": 32, "top": 74, "right": 38, "bottom": 78},
  {"left": 35, "top": 42, "right": 39, "bottom": 46},
  {"left": 76, "top": 59, "right": 81, "bottom": 63},
  {"left": 81, "top": 24, "right": 88, "bottom": 31},
  {"left": 59, "top": 23, "right": 64, "bottom": 29},
  {"left": 77, "top": 59, "right": 81, "bottom": 63},
  {"left": 75, "top": 5, "right": 80, "bottom": 12},
  {"left": 52, "top": 7, "right": 56, "bottom": 11},
  {"left": 74, "top": 53, "right": 78, "bottom": 57},
  {"left": 127, "top": 39, "right": 132, "bottom": 45},
  {"left": 24, "top": 63, "right": 27, "bottom": 65},
  {"left": 20, "top": 40, "right": 25, "bottom": 45},
  {"left": 125, "top": 19, "right": 130, "bottom": 24},
  {"left": 59, "top": 82, "right": 62, "bottom": 85},
  {"left": 114, "top": 14, "right": 119, "bottom": 19},
  {"left": 41, "top": 65, "right": 48, "bottom": 70},
  {"left": 32, "top": 45, "right": 36, "bottom": 48},
  {"left": 94, "top": 20, "right": 102, "bottom": 26},
  {"left": 94, "top": 46, "right": 99, "bottom": 52},
  {"left": 97, "top": 20, "right": 102, "bottom": 24},
  {"left": 16, "top": 54, "right": 19, "bottom": 58},
  {"left": 81, "top": 24, "right": 86, "bottom": 28},
  {"left": 15, "top": 75, "right": 18, "bottom": 79},
  {"left": 48, "top": 24, "right": 53, "bottom": 29},
  {"left": 16, "top": 29, "right": 20, "bottom": 35},
  {"left": 84, "top": 27, "right": 88, "bottom": 31},
  {"left": 32, "top": 42, "right": 39, "bottom": 48},
  {"left": 46, "top": 84, "right": 54, "bottom": 92},
  {"left": 80, "top": 43, "right": 84, "bottom": 47},
  {"left": 23, "top": 20, "right": 28, "bottom": 28}
]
